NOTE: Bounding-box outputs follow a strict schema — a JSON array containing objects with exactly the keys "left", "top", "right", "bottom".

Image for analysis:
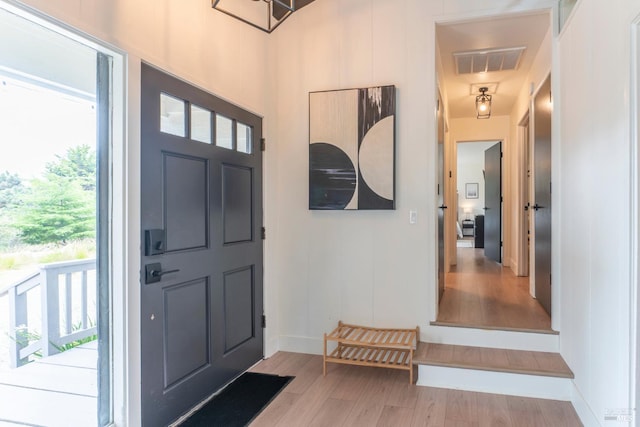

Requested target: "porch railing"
[{"left": 5, "top": 259, "right": 97, "bottom": 368}]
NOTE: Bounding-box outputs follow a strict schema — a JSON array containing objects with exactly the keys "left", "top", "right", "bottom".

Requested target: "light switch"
[{"left": 409, "top": 210, "right": 418, "bottom": 224}]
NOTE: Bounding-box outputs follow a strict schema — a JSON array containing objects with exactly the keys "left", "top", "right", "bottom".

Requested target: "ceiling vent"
[{"left": 454, "top": 47, "right": 526, "bottom": 75}]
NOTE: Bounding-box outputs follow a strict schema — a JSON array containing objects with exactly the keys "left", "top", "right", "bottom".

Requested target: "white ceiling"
[{"left": 437, "top": 11, "right": 550, "bottom": 119}]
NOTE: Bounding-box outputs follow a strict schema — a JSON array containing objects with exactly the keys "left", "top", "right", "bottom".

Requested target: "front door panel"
[{"left": 141, "top": 64, "right": 263, "bottom": 426}]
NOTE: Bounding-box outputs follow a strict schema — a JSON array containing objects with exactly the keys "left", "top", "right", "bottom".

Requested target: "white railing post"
[
  {"left": 5, "top": 259, "right": 96, "bottom": 366},
  {"left": 8, "top": 283, "right": 28, "bottom": 368},
  {"left": 40, "top": 267, "right": 61, "bottom": 357}
]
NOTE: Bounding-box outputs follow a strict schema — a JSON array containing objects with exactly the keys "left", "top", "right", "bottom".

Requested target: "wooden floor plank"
[
  {"left": 505, "top": 395, "right": 547, "bottom": 427},
  {"left": 249, "top": 352, "right": 582, "bottom": 427},
  {"left": 384, "top": 371, "right": 419, "bottom": 408},
  {"left": 250, "top": 391, "right": 300, "bottom": 427},
  {"left": 476, "top": 393, "right": 513, "bottom": 427},
  {"left": 445, "top": 389, "right": 478, "bottom": 424},
  {"left": 438, "top": 248, "right": 552, "bottom": 331},
  {"left": 506, "top": 350, "right": 538, "bottom": 370},
  {"left": 479, "top": 347, "right": 510, "bottom": 369},
  {"left": 340, "top": 368, "right": 395, "bottom": 426},
  {"left": 410, "top": 386, "right": 447, "bottom": 427},
  {"left": 308, "top": 398, "right": 354, "bottom": 427},
  {"left": 330, "top": 365, "right": 376, "bottom": 402},
  {"left": 538, "top": 399, "right": 583, "bottom": 427},
  {"left": 274, "top": 370, "right": 343, "bottom": 426},
  {"left": 284, "top": 355, "right": 325, "bottom": 395},
  {"left": 532, "top": 351, "right": 574, "bottom": 375},
  {"left": 376, "top": 405, "right": 414, "bottom": 427},
  {"left": 414, "top": 342, "right": 573, "bottom": 378}
]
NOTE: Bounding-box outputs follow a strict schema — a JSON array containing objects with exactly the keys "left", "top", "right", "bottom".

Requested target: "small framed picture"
[{"left": 465, "top": 183, "right": 479, "bottom": 199}]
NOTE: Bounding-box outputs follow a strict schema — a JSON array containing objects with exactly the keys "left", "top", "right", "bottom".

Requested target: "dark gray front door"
[
  {"left": 140, "top": 64, "right": 263, "bottom": 426},
  {"left": 437, "top": 93, "right": 445, "bottom": 301},
  {"left": 484, "top": 142, "right": 502, "bottom": 263},
  {"left": 534, "top": 75, "right": 552, "bottom": 316}
]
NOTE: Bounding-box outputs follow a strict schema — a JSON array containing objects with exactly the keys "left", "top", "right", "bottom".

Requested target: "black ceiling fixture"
[
  {"left": 475, "top": 87, "right": 492, "bottom": 119},
  {"left": 212, "top": 0, "right": 316, "bottom": 33}
]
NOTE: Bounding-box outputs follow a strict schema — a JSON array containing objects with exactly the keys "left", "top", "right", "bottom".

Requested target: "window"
[{"left": 160, "top": 93, "right": 186, "bottom": 137}]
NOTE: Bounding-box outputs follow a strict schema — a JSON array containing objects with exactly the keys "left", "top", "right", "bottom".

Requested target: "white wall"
[
  {"left": 267, "top": 0, "right": 440, "bottom": 349},
  {"left": 557, "top": 0, "right": 638, "bottom": 422},
  {"left": 266, "top": 0, "right": 546, "bottom": 350},
  {"left": 457, "top": 141, "right": 499, "bottom": 218}
]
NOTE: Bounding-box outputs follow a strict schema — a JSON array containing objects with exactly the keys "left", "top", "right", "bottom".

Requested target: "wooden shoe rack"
[{"left": 323, "top": 321, "right": 419, "bottom": 384}]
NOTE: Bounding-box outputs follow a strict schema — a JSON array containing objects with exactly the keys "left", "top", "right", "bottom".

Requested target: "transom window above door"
[{"left": 159, "top": 92, "right": 253, "bottom": 154}]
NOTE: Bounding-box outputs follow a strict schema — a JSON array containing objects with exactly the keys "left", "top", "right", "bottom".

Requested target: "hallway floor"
[
  {"left": 249, "top": 352, "right": 581, "bottom": 426},
  {"left": 436, "top": 248, "right": 552, "bottom": 332}
]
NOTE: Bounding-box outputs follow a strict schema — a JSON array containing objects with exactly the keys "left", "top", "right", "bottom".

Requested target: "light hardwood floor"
[
  {"left": 249, "top": 352, "right": 582, "bottom": 426},
  {"left": 414, "top": 342, "right": 573, "bottom": 378},
  {"left": 436, "top": 247, "right": 552, "bottom": 331}
]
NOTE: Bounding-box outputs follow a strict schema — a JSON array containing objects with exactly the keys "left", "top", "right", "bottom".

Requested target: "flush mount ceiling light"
[
  {"left": 475, "top": 87, "right": 492, "bottom": 119},
  {"left": 212, "top": 0, "right": 297, "bottom": 33}
]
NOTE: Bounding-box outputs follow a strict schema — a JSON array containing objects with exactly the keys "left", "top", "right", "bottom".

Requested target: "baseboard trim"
[
  {"left": 278, "top": 335, "right": 323, "bottom": 355},
  {"left": 264, "top": 335, "right": 279, "bottom": 358},
  {"left": 570, "top": 381, "right": 601, "bottom": 427}
]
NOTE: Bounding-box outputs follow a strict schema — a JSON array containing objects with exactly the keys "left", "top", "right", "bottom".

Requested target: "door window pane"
[
  {"left": 160, "top": 93, "right": 186, "bottom": 137},
  {"left": 237, "top": 122, "right": 252, "bottom": 154},
  {"left": 191, "top": 104, "right": 211, "bottom": 144},
  {"left": 216, "top": 114, "right": 233, "bottom": 149}
]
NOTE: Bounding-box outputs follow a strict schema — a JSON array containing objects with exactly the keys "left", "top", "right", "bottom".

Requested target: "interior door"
[
  {"left": 484, "top": 142, "right": 502, "bottom": 263},
  {"left": 437, "top": 94, "right": 446, "bottom": 301},
  {"left": 533, "top": 75, "right": 552, "bottom": 316},
  {"left": 140, "top": 64, "right": 263, "bottom": 426}
]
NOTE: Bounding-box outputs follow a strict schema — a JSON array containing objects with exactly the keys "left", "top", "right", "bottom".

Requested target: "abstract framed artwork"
[{"left": 309, "top": 85, "right": 396, "bottom": 210}]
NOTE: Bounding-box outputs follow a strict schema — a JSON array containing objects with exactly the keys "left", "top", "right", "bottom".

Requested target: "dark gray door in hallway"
[
  {"left": 484, "top": 142, "right": 502, "bottom": 263},
  {"left": 140, "top": 64, "right": 263, "bottom": 426},
  {"left": 534, "top": 75, "right": 552, "bottom": 316},
  {"left": 437, "top": 93, "right": 446, "bottom": 301}
]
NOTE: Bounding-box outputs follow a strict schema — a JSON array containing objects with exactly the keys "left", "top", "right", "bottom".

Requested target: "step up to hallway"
[{"left": 414, "top": 342, "right": 575, "bottom": 401}]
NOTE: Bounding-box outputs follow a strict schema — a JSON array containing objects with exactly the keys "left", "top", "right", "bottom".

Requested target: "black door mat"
[{"left": 179, "top": 372, "right": 294, "bottom": 427}]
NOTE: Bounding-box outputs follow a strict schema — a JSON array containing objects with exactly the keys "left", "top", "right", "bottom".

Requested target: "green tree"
[
  {"left": 0, "top": 171, "right": 25, "bottom": 248},
  {"left": 0, "top": 171, "right": 24, "bottom": 210},
  {"left": 15, "top": 177, "right": 95, "bottom": 245},
  {"left": 45, "top": 145, "right": 96, "bottom": 191}
]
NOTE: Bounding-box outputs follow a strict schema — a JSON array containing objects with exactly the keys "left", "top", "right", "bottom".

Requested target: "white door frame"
[
  {"left": 0, "top": 2, "right": 129, "bottom": 426},
  {"left": 516, "top": 111, "right": 531, "bottom": 279},
  {"left": 630, "top": 13, "right": 640, "bottom": 425}
]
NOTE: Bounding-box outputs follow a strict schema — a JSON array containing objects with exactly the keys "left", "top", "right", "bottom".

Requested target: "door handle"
[
  {"left": 145, "top": 263, "right": 180, "bottom": 284},
  {"left": 532, "top": 204, "right": 543, "bottom": 211},
  {"left": 151, "top": 268, "right": 180, "bottom": 277},
  {"left": 483, "top": 207, "right": 489, "bottom": 210},
  {"left": 439, "top": 205, "right": 448, "bottom": 209}
]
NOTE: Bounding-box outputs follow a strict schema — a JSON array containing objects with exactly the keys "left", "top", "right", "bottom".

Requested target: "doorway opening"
[
  {"left": 434, "top": 10, "right": 553, "bottom": 332},
  {"left": 0, "top": 3, "right": 124, "bottom": 426}
]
